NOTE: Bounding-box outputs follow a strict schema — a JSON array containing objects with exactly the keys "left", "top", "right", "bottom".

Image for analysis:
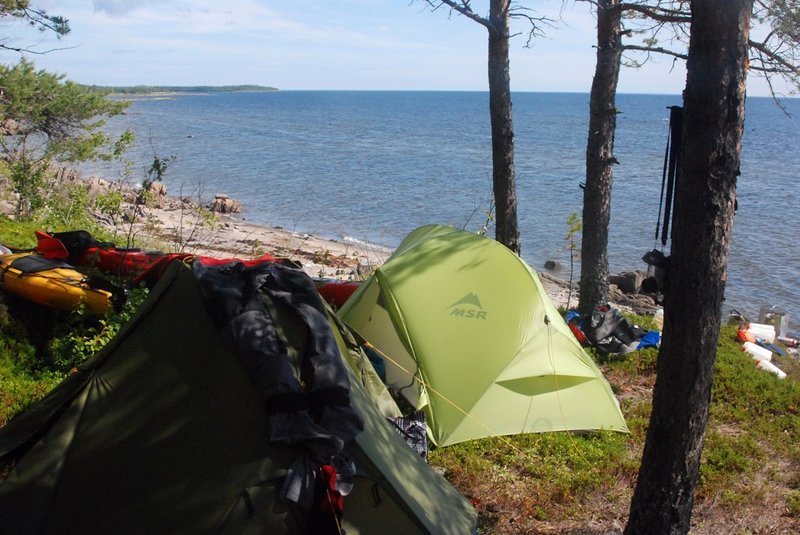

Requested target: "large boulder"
[
  {"left": 208, "top": 193, "right": 241, "bottom": 214},
  {"left": 609, "top": 270, "right": 646, "bottom": 294}
]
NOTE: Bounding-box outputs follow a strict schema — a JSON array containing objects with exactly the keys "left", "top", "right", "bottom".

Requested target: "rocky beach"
[
  {"left": 140, "top": 187, "right": 659, "bottom": 314},
  {"left": 0, "top": 168, "right": 660, "bottom": 315}
]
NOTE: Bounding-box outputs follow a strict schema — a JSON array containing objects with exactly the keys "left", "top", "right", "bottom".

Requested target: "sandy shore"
[
  {"left": 145, "top": 204, "right": 392, "bottom": 279},
  {"left": 139, "top": 203, "right": 579, "bottom": 309},
  {"left": 76, "top": 179, "right": 577, "bottom": 309}
]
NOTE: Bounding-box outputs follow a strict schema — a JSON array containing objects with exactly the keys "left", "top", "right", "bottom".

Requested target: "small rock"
[
  {"left": 85, "top": 176, "right": 111, "bottom": 197},
  {"left": 0, "top": 118, "right": 20, "bottom": 135},
  {"left": 147, "top": 181, "right": 168, "bottom": 197},
  {"left": 544, "top": 259, "right": 560, "bottom": 271},
  {"left": 122, "top": 205, "right": 146, "bottom": 222}
]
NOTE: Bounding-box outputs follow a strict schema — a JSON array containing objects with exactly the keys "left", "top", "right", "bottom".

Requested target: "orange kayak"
[{"left": 0, "top": 252, "right": 119, "bottom": 314}]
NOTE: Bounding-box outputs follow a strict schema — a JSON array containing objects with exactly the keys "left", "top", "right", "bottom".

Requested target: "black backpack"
[{"left": 586, "top": 305, "right": 645, "bottom": 355}]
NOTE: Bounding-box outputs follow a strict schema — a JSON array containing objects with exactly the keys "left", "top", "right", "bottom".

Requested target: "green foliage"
[
  {"left": 787, "top": 489, "right": 800, "bottom": 517},
  {"left": 47, "top": 316, "right": 116, "bottom": 372},
  {"left": 0, "top": 371, "right": 60, "bottom": 427},
  {"left": 47, "top": 288, "right": 146, "bottom": 373},
  {"left": 313, "top": 249, "right": 333, "bottom": 266},
  {"left": 711, "top": 325, "right": 800, "bottom": 457},
  {"left": 6, "top": 153, "right": 49, "bottom": 217},
  {"left": 564, "top": 212, "right": 582, "bottom": 309},
  {"left": 94, "top": 189, "right": 125, "bottom": 225},
  {"left": 106, "top": 129, "right": 135, "bottom": 161},
  {"left": 0, "top": 302, "right": 60, "bottom": 426},
  {"left": 0, "top": 214, "right": 40, "bottom": 248},
  {"left": 698, "top": 430, "right": 762, "bottom": 498},
  {"left": 142, "top": 154, "right": 175, "bottom": 190},
  {"left": 0, "top": 58, "right": 131, "bottom": 218},
  {"left": 564, "top": 211, "right": 583, "bottom": 241},
  {"left": 430, "top": 430, "right": 629, "bottom": 508},
  {"left": 42, "top": 182, "right": 98, "bottom": 232},
  {"left": 0, "top": 59, "right": 128, "bottom": 151},
  {"left": 605, "top": 345, "right": 659, "bottom": 374},
  {"left": 0, "top": 1, "right": 70, "bottom": 41},
  {"left": 0, "top": 304, "right": 37, "bottom": 368}
]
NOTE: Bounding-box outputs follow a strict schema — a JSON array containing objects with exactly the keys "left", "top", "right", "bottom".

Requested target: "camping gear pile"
[
  {"left": 565, "top": 306, "right": 661, "bottom": 356},
  {"left": 5, "top": 229, "right": 361, "bottom": 314},
  {"left": 735, "top": 316, "right": 797, "bottom": 379},
  {"left": 34, "top": 229, "right": 278, "bottom": 288},
  {"left": 0, "top": 229, "right": 285, "bottom": 315},
  {"left": 0, "top": 224, "right": 632, "bottom": 532}
]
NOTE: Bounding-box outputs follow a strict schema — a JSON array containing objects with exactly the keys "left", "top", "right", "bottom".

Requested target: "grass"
[
  {"left": 0, "top": 217, "right": 43, "bottom": 250},
  {"left": 430, "top": 321, "right": 800, "bottom": 533},
  {"left": 0, "top": 304, "right": 60, "bottom": 426},
  {"left": 0, "top": 286, "right": 148, "bottom": 427}
]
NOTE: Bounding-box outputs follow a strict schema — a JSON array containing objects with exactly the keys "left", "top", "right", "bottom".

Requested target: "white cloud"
[
  {"left": 0, "top": 0, "right": 789, "bottom": 95},
  {"left": 92, "top": 0, "right": 159, "bottom": 16}
]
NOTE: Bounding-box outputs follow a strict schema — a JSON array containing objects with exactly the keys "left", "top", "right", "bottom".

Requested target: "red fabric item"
[
  {"left": 314, "top": 279, "right": 361, "bottom": 308},
  {"left": 568, "top": 321, "right": 589, "bottom": 346},
  {"left": 35, "top": 230, "right": 278, "bottom": 287},
  {"left": 306, "top": 464, "right": 344, "bottom": 534}
]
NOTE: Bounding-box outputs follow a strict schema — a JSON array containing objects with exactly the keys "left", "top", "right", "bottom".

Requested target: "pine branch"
[{"left": 622, "top": 43, "right": 688, "bottom": 60}]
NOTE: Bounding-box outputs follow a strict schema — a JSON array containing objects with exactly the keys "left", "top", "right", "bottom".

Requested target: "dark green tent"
[{"left": 0, "top": 261, "right": 476, "bottom": 534}]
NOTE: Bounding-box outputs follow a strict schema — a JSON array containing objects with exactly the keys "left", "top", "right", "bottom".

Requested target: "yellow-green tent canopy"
[{"left": 339, "top": 224, "right": 629, "bottom": 447}]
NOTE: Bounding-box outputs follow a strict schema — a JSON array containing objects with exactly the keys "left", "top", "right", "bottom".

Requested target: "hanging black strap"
[
  {"left": 654, "top": 112, "right": 672, "bottom": 244},
  {"left": 659, "top": 106, "right": 683, "bottom": 247}
]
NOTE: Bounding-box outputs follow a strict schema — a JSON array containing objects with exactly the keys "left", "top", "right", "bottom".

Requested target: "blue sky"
[{"left": 0, "top": 0, "right": 789, "bottom": 96}]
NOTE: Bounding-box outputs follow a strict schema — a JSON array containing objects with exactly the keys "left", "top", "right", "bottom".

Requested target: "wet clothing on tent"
[
  {"left": 193, "top": 258, "right": 365, "bottom": 530},
  {"left": 193, "top": 259, "right": 364, "bottom": 460}
]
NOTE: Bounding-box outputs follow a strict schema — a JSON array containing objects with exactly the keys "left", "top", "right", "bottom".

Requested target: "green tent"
[
  {"left": 338, "top": 224, "right": 629, "bottom": 447},
  {"left": 0, "top": 261, "right": 476, "bottom": 534}
]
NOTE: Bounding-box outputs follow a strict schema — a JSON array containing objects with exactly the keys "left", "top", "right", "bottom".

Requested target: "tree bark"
[
  {"left": 625, "top": 1, "right": 752, "bottom": 533},
  {"left": 579, "top": 0, "right": 622, "bottom": 314},
  {"left": 487, "top": 0, "right": 520, "bottom": 254}
]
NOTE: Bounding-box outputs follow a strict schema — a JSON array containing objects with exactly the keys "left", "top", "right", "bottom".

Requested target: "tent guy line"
[{"left": 361, "top": 323, "right": 584, "bottom": 461}]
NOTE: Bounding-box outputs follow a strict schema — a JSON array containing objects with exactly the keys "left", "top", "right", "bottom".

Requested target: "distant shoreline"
[{"left": 86, "top": 85, "right": 279, "bottom": 96}]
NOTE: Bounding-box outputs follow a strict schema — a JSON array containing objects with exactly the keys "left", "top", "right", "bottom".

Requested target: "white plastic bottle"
[
  {"left": 654, "top": 308, "right": 664, "bottom": 330},
  {"left": 746, "top": 322, "right": 776, "bottom": 343},
  {"left": 756, "top": 359, "right": 787, "bottom": 379},
  {"left": 742, "top": 341, "right": 772, "bottom": 362}
]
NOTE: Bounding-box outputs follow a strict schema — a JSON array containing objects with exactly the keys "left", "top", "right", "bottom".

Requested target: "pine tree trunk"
[
  {"left": 488, "top": 0, "right": 520, "bottom": 254},
  {"left": 579, "top": 0, "right": 622, "bottom": 314},
  {"left": 625, "top": 1, "right": 752, "bottom": 533}
]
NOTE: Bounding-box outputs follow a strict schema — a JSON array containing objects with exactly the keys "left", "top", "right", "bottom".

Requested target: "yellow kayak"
[{"left": 0, "top": 252, "right": 115, "bottom": 314}]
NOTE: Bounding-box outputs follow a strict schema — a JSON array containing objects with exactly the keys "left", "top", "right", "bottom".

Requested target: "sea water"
[{"left": 82, "top": 91, "right": 800, "bottom": 329}]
